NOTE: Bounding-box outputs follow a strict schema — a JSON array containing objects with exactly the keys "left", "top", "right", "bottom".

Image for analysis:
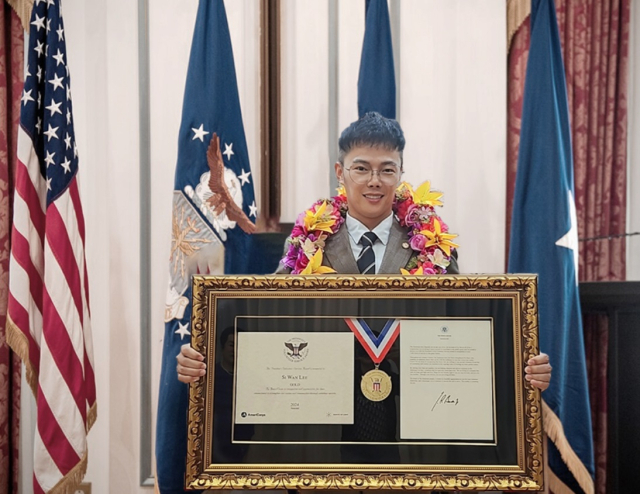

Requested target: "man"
[{"left": 178, "top": 111, "right": 550, "bottom": 388}]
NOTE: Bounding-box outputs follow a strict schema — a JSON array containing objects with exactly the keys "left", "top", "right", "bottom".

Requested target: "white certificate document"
[
  {"left": 400, "top": 319, "right": 495, "bottom": 441},
  {"left": 234, "top": 332, "right": 354, "bottom": 424}
]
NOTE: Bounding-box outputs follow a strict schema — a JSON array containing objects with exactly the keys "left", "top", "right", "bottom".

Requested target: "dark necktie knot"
[
  {"left": 357, "top": 232, "right": 378, "bottom": 274},
  {"left": 360, "top": 231, "right": 378, "bottom": 247}
]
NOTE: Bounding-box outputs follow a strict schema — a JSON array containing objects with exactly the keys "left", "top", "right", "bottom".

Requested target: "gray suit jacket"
[{"left": 276, "top": 219, "right": 459, "bottom": 274}]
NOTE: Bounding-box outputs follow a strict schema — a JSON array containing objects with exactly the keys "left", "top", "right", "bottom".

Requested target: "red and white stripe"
[{"left": 7, "top": 125, "right": 96, "bottom": 493}]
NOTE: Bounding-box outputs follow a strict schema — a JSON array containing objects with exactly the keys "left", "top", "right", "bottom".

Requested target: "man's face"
[{"left": 335, "top": 146, "right": 402, "bottom": 230}]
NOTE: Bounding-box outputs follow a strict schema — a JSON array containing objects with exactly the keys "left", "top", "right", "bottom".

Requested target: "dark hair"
[{"left": 338, "top": 112, "right": 405, "bottom": 165}]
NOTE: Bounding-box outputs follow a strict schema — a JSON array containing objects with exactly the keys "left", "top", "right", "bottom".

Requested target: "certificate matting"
[{"left": 186, "top": 275, "right": 544, "bottom": 491}]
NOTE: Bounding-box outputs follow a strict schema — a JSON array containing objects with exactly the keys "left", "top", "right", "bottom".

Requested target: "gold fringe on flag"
[
  {"left": 87, "top": 401, "right": 98, "bottom": 432},
  {"left": 8, "top": 315, "right": 99, "bottom": 431},
  {"left": 5, "top": 313, "right": 38, "bottom": 396},
  {"left": 542, "top": 399, "right": 595, "bottom": 494},
  {"left": 507, "top": 0, "right": 531, "bottom": 51},
  {"left": 5, "top": 0, "right": 34, "bottom": 32},
  {"left": 49, "top": 450, "right": 88, "bottom": 494}
]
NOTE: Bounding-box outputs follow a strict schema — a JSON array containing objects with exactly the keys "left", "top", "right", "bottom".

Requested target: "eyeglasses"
[{"left": 344, "top": 164, "right": 403, "bottom": 185}]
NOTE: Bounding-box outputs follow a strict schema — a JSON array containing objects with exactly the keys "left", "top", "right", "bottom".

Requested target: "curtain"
[
  {"left": 507, "top": 2, "right": 631, "bottom": 493},
  {"left": 507, "top": 0, "right": 630, "bottom": 279},
  {"left": 0, "top": 3, "right": 23, "bottom": 494}
]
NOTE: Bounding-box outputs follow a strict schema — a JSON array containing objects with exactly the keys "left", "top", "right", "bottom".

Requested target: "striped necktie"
[{"left": 357, "top": 232, "right": 378, "bottom": 274}]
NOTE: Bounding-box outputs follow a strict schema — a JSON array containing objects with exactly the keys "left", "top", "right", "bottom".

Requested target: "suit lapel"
[
  {"left": 379, "top": 219, "right": 412, "bottom": 274},
  {"left": 323, "top": 226, "right": 360, "bottom": 274}
]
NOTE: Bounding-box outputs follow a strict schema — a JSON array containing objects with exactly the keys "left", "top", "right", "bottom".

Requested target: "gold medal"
[{"left": 360, "top": 368, "right": 392, "bottom": 401}]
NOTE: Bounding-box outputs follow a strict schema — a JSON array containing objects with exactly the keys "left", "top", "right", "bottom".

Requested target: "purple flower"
[
  {"left": 409, "top": 234, "right": 427, "bottom": 251},
  {"left": 423, "top": 267, "right": 436, "bottom": 275}
]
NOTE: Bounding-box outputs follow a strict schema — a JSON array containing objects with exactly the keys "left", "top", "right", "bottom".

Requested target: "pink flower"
[
  {"left": 409, "top": 234, "right": 426, "bottom": 251},
  {"left": 290, "top": 225, "right": 305, "bottom": 238},
  {"left": 395, "top": 199, "right": 414, "bottom": 226}
]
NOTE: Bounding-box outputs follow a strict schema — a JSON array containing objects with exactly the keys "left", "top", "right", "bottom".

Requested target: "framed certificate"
[{"left": 186, "top": 275, "right": 544, "bottom": 491}]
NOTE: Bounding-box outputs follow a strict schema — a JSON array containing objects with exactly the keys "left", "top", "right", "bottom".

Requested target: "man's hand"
[
  {"left": 206, "top": 133, "right": 256, "bottom": 234},
  {"left": 176, "top": 344, "right": 206, "bottom": 383},
  {"left": 525, "top": 352, "right": 552, "bottom": 391}
]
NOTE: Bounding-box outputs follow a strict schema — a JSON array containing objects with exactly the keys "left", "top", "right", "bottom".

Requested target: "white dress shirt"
[{"left": 345, "top": 213, "right": 394, "bottom": 273}]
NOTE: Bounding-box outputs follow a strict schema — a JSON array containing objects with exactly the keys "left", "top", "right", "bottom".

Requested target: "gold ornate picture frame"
[{"left": 186, "top": 275, "right": 543, "bottom": 491}]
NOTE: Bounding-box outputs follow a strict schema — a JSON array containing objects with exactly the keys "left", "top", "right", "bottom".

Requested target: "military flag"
[
  {"left": 357, "top": 0, "right": 396, "bottom": 119},
  {"left": 155, "top": 1, "right": 256, "bottom": 492},
  {"left": 508, "top": 1, "right": 595, "bottom": 492}
]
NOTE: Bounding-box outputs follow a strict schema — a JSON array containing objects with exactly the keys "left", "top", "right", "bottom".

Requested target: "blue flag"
[
  {"left": 156, "top": 1, "right": 256, "bottom": 492},
  {"left": 357, "top": 0, "right": 396, "bottom": 119},
  {"left": 508, "top": 1, "right": 594, "bottom": 492}
]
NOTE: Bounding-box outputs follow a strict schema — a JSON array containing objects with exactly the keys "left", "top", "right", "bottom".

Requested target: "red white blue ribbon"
[{"left": 344, "top": 318, "right": 400, "bottom": 364}]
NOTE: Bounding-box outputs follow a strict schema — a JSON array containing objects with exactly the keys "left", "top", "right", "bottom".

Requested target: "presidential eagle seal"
[{"left": 283, "top": 338, "right": 309, "bottom": 362}]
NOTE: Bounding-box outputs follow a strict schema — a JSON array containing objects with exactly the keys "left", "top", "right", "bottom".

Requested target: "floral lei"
[{"left": 281, "top": 181, "right": 459, "bottom": 275}]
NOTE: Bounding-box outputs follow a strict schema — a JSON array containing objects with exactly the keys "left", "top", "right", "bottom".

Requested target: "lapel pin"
[{"left": 402, "top": 242, "right": 409, "bottom": 249}]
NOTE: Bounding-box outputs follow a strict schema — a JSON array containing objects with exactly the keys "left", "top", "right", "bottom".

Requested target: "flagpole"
[{"left": 138, "top": 0, "right": 154, "bottom": 485}]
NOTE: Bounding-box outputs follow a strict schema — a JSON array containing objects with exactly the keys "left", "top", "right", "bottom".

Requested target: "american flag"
[{"left": 5, "top": 1, "right": 96, "bottom": 493}]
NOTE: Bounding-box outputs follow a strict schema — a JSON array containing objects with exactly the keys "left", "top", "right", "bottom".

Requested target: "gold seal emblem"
[{"left": 360, "top": 368, "right": 392, "bottom": 401}]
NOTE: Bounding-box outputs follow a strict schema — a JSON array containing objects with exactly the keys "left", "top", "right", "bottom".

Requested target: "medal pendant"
[{"left": 360, "top": 368, "right": 392, "bottom": 401}]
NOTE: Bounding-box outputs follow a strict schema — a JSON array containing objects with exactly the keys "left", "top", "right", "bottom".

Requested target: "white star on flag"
[
  {"left": 56, "top": 25, "right": 64, "bottom": 41},
  {"left": 223, "top": 143, "right": 234, "bottom": 160},
  {"left": 44, "top": 150, "right": 56, "bottom": 167},
  {"left": 46, "top": 99, "right": 62, "bottom": 116},
  {"left": 238, "top": 169, "right": 251, "bottom": 185},
  {"left": 175, "top": 322, "right": 191, "bottom": 340},
  {"left": 61, "top": 157, "right": 71, "bottom": 174},
  {"left": 191, "top": 123, "right": 209, "bottom": 142},
  {"left": 43, "top": 124, "right": 59, "bottom": 141},
  {"left": 31, "top": 14, "right": 45, "bottom": 31},
  {"left": 53, "top": 49, "right": 65, "bottom": 66},
  {"left": 49, "top": 73, "right": 64, "bottom": 91},
  {"left": 35, "top": 40, "right": 44, "bottom": 57},
  {"left": 64, "top": 133, "right": 71, "bottom": 149},
  {"left": 249, "top": 201, "right": 257, "bottom": 218},
  {"left": 21, "top": 89, "right": 35, "bottom": 106},
  {"left": 555, "top": 190, "right": 579, "bottom": 284}
]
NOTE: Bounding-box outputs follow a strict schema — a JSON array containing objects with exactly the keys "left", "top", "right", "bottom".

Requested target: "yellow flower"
[
  {"left": 411, "top": 181, "right": 444, "bottom": 207},
  {"left": 336, "top": 184, "right": 347, "bottom": 197},
  {"left": 303, "top": 201, "right": 336, "bottom": 233},
  {"left": 401, "top": 265, "right": 424, "bottom": 275},
  {"left": 420, "top": 219, "right": 459, "bottom": 256},
  {"left": 300, "top": 249, "right": 336, "bottom": 275}
]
